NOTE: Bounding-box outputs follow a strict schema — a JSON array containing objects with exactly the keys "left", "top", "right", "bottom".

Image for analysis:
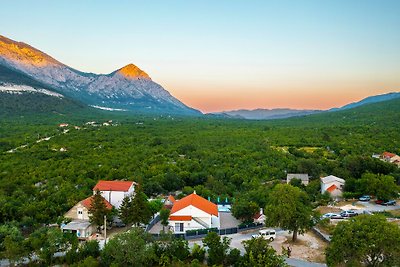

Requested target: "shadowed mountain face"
[
  {"left": 0, "top": 64, "right": 87, "bottom": 115},
  {"left": 0, "top": 35, "right": 201, "bottom": 115}
]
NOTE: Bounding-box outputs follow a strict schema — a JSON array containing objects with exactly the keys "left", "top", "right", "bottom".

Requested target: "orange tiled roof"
[
  {"left": 81, "top": 195, "right": 112, "bottom": 210},
  {"left": 326, "top": 184, "right": 338, "bottom": 193},
  {"left": 93, "top": 180, "right": 135, "bottom": 192},
  {"left": 171, "top": 193, "right": 218, "bottom": 217},
  {"left": 169, "top": 215, "right": 192, "bottom": 221},
  {"left": 168, "top": 195, "right": 176, "bottom": 203},
  {"left": 382, "top": 152, "right": 396, "bottom": 158}
]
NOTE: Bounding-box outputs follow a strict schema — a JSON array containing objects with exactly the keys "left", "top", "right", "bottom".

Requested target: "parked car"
[
  {"left": 375, "top": 200, "right": 384, "bottom": 205},
  {"left": 252, "top": 229, "right": 276, "bottom": 241},
  {"left": 382, "top": 200, "right": 396, "bottom": 206},
  {"left": 359, "top": 195, "right": 371, "bottom": 201},
  {"left": 340, "top": 210, "right": 358, "bottom": 217},
  {"left": 321, "top": 213, "right": 343, "bottom": 219}
]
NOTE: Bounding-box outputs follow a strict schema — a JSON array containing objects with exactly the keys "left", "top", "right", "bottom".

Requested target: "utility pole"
[{"left": 104, "top": 215, "right": 107, "bottom": 245}]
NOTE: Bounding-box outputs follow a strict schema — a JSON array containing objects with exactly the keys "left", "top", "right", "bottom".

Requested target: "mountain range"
[
  {"left": 1, "top": 34, "right": 399, "bottom": 119},
  {"left": 0, "top": 35, "right": 201, "bottom": 115}
]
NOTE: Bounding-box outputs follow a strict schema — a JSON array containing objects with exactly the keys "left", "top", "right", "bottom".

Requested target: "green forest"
[{"left": 0, "top": 98, "right": 400, "bottom": 265}]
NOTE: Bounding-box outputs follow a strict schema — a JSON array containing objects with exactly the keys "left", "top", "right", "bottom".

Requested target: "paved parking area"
[{"left": 219, "top": 212, "right": 241, "bottom": 228}]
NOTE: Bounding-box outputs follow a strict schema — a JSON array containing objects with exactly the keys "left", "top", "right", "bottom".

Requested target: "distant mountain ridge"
[
  {"left": 211, "top": 108, "right": 321, "bottom": 120},
  {"left": 0, "top": 35, "right": 201, "bottom": 115},
  {"left": 210, "top": 92, "right": 400, "bottom": 120},
  {"left": 331, "top": 92, "right": 400, "bottom": 111}
]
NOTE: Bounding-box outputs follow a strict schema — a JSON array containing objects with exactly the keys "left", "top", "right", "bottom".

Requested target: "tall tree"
[
  {"left": 89, "top": 190, "right": 110, "bottom": 231},
  {"left": 131, "top": 185, "right": 152, "bottom": 226},
  {"left": 119, "top": 195, "right": 132, "bottom": 225},
  {"left": 265, "top": 184, "right": 313, "bottom": 241},
  {"left": 326, "top": 215, "right": 400, "bottom": 266},
  {"left": 159, "top": 208, "right": 170, "bottom": 232},
  {"left": 231, "top": 198, "right": 259, "bottom": 223}
]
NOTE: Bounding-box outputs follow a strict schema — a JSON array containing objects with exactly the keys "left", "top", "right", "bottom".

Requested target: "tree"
[
  {"left": 159, "top": 208, "right": 170, "bottom": 232},
  {"left": 2, "top": 234, "right": 27, "bottom": 266},
  {"left": 231, "top": 198, "right": 259, "bottom": 223},
  {"left": 203, "top": 231, "right": 230, "bottom": 266},
  {"left": 89, "top": 190, "right": 111, "bottom": 231},
  {"left": 149, "top": 199, "right": 163, "bottom": 215},
  {"left": 355, "top": 173, "right": 399, "bottom": 201},
  {"left": 241, "top": 237, "right": 287, "bottom": 267},
  {"left": 101, "top": 228, "right": 156, "bottom": 267},
  {"left": 265, "top": 184, "right": 313, "bottom": 241},
  {"left": 326, "top": 215, "right": 400, "bottom": 266},
  {"left": 131, "top": 185, "right": 152, "bottom": 226},
  {"left": 119, "top": 195, "right": 132, "bottom": 225},
  {"left": 153, "top": 233, "right": 190, "bottom": 264}
]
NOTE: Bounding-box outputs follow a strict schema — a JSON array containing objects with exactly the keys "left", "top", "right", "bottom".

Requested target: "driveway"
[{"left": 354, "top": 201, "right": 399, "bottom": 212}]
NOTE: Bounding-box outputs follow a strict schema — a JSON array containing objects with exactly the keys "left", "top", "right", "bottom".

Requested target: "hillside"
[
  {"left": 276, "top": 97, "right": 400, "bottom": 127},
  {"left": 0, "top": 64, "right": 88, "bottom": 116}
]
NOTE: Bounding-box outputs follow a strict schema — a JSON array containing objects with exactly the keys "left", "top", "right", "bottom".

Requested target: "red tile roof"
[
  {"left": 169, "top": 215, "right": 192, "bottom": 221},
  {"left": 81, "top": 195, "right": 112, "bottom": 210},
  {"left": 168, "top": 195, "right": 176, "bottom": 203},
  {"left": 326, "top": 184, "right": 338, "bottom": 193},
  {"left": 382, "top": 152, "right": 396, "bottom": 158},
  {"left": 170, "top": 193, "right": 218, "bottom": 217},
  {"left": 93, "top": 180, "right": 135, "bottom": 192}
]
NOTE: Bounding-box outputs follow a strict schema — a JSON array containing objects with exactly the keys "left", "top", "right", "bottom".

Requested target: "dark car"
[
  {"left": 375, "top": 200, "right": 384, "bottom": 205},
  {"left": 359, "top": 195, "right": 371, "bottom": 201},
  {"left": 340, "top": 210, "right": 358, "bottom": 217},
  {"left": 382, "top": 200, "right": 396, "bottom": 206}
]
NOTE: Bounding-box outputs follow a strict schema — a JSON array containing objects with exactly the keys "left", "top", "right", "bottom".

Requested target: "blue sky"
[{"left": 1, "top": 0, "right": 400, "bottom": 112}]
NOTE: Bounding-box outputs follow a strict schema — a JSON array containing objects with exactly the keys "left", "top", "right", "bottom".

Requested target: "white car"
[
  {"left": 321, "top": 213, "right": 343, "bottom": 219},
  {"left": 251, "top": 229, "right": 276, "bottom": 241}
]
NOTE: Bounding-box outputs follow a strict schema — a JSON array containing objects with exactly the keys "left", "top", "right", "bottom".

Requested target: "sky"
[{"left": 1, "top": 0, "right": 400, "bottom": 112}]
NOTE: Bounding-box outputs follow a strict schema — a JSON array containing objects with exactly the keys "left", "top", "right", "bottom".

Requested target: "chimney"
[{"left": 260, "top": 208, "right": 263, "bottom": 215}]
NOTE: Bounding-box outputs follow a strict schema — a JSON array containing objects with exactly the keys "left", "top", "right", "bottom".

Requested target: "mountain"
[
  {"left": 0, "top": 35, "right": 201, "bottom": 116},
  {"left": 331, "top": 92, "right": 400, "bottom": 111},
  {"left": 210, "top": 108, "right": 321, "bottom": 120},
  {"left": 0, "top": 64, "right": 88, "bottom": 115}
]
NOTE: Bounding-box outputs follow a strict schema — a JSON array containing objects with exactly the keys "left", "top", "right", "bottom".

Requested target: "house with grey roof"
[{"left": 286, "top": 173, "right": 309, "bottom": 185}]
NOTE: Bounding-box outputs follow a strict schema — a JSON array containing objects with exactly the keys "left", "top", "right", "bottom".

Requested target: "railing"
[
  {"left": 149, "top": 222, "right": 264, "bottom": 240},
  {"left": 146, "top": 214, "right": 160, "bottom": 232}
]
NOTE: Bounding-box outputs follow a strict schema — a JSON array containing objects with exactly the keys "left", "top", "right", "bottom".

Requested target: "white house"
[
  {"left": 286, "top": 173, "right": 309, "bottom": 185},
  {"left": 93, "top": 180, "right": 136, "bottom": 209},
  {"left": 321, "top": 175, "right": 345, "bottom": 197},
  {"left": 62, "top": 195, "right": 112, "bottom": 239},
  {"left": 168, "top": 192, "right": 219, "bottom": 233}
]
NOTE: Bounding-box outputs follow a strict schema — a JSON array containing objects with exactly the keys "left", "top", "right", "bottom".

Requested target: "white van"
[{"left": 251, "top": 229, "right": 276, "bottom": 241}]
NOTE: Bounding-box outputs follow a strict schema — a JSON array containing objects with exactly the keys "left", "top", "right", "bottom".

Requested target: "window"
[
  {"left": 78, "top": 210, "right": 83, "bottom": 214},
  {"left": 175, "top": 223, "right": 184, "bottom": 232}
]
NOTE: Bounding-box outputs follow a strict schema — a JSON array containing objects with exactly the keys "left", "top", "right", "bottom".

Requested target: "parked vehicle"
[
  {"left": 359, "top": 195, "right": 371, "bottom": 201},
  {"left": 340, "top": 210, "right": 358, "bottom": 217},
  {"left": 252, "top": 229, "right": 276, "bottom": 241},
  {"left": 382, "top": 200, "right": 396, "bottom": 206},
  {"left": 375, "top": 200, "right": 384, "bottom": 205},
  {"left": 321, "top": 213, "right": 343, "bottom": 219}
]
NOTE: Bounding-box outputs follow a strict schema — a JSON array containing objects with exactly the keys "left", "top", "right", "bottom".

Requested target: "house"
[
  {"left": 164, "top": 195, "right": 176, "bottom": 209},
  {"left": 168, "top": 192, "right": 219, "bottom": 233},
  {"left": 286, "top": 173, "right": 309, "bottom": 185},
  {"left": 380, "top": 152, "right": 400, "bottom": 167},
  {"left": 62, "top": 195, "right": 112, "bottom": 239},
  {"left": 253, "top": 208, "right": 265, "bottom": 225},
  {"left": 93, "top": 180, "right": 136, "bottom": 209},
  {"left": 321, "top": 175, "right": 345, "bottom": 197},
  {"left": 59, "top": 123, "right": 69, "bottom": 127}
]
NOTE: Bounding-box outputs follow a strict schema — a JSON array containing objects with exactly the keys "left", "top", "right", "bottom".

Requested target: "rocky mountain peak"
[{"left": 113, "top": 63, "right": 151, "bottom": 80}]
